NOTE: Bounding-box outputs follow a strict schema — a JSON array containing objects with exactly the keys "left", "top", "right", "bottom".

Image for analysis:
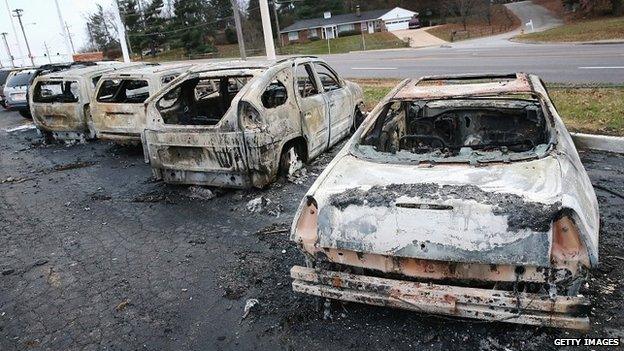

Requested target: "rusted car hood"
[{"left": 309, "top": 153, "right": 563, "bottom": 266}]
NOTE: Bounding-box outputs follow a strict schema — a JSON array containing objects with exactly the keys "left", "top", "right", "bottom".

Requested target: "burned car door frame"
[{"left": 293, "top": 61, "right": 330, "bottom": 159}]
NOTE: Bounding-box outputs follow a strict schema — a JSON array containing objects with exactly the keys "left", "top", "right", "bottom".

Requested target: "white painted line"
[
  {"left": 4, "top": 124, "right": 36, "bottom": 133},
  {"left": 351, "top": 67, "right": 398, "bottom": 70},
  {"left": 578, "top": 66, "right": 624, "bottom": 69}
]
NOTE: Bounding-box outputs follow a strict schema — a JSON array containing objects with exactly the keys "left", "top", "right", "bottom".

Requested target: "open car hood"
[{"left": 310, "top": 154, "right": 564, "bottom": 266}]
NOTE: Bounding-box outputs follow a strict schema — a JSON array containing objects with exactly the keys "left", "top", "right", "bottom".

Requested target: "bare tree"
[{"left": 442, "top": 0, "right": 483, "bottom": 30}]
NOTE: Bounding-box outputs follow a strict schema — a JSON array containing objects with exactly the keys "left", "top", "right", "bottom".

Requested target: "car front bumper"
[{"left": 291, "top": 265, "right": 590, "bottom": 330}]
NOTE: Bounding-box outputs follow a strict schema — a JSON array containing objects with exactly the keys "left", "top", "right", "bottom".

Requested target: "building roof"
[{"left": 280, "top": 8, "right": 391, "bottom": 33}]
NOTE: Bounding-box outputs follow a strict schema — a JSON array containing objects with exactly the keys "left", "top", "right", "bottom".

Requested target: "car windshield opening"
[
  {"left": 358, "top": 97, "right": 550, "bottom": 162},
  {"left": 33, "top": 81, "right": 80, "bottom": 103},
  {"left": 157, "top": 75, "right": 252, "bottom": 126},
  {"left": 97, "top": 79, "right": 150, "bottom": 103}
]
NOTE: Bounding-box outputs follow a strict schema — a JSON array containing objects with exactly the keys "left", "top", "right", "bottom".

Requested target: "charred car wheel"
[
  {"left": 19, "top": 109, "right": 32, "bottom": 119},
  {"left": 279, "top": 143, "right": 304, "bottom": 177}
]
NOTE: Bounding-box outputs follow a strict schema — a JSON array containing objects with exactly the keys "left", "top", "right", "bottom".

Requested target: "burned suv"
[
  {"left": 142, "top": 57, "right": 364, "bottom": 188},
  {"left": 290, "top": 73, "right": 599, "bottom": 330}
]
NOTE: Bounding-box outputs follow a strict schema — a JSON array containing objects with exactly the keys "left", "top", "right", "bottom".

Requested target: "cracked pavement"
[{"left": 0, "top": 110, "right": 622, "bottom": 350}]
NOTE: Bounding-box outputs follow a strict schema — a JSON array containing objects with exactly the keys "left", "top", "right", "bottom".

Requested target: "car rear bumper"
[
  {"left": 97, "top": 131, "right": 142, "bottom": 143},
  {"left": 5, "top": 101, "right": 28, "bottom": 111},
  {"left": 291, "top": 265, "right": 590, "bottom": 330}
]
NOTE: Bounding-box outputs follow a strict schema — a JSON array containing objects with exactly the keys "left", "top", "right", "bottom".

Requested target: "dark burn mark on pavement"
[{"left": 329, "top": 183, "right": 561, "bottom": 232}]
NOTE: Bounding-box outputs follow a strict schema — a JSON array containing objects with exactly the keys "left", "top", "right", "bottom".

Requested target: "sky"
[{"left": 0, "top": 0, "right": 114, "bottom": 67}]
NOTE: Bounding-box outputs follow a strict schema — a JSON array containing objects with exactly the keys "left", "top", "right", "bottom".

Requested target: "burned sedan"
[
  {"left": 142, "top": 57, "right": 364, "bottom": 188},
  {"left": 290, "top": 73, "right": 599, "bottom": 330},
  {"left": 91, "top": 63, "right": 192, "bottom": 143}
]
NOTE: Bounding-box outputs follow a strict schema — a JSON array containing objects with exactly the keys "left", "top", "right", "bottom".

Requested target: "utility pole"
[
  {"left": 1, "top": 32, "right": 14, "bottom": 67},
  {"left": 43, "top": 42, "right": 52, "bottom": 63},
  {"left": 112, "top": 0, "right": 131, "bottom": 63},
  {"left": 12, "top": 9, "right": 35, "bottom": 66},
  {"left": 4, "top": 0, "right": 24, "bottom": 66},
  {"left": 230, "top": 0, "right": 246, "bottom": 60},
  {"left": 271, "top": 1, "right": 282, "bottom": 47},
  {"left": 259, "top": 0, "right": 276, "bottom": 60},
  {"left": 54, "top": 0, "right": 74, "bottom": 62},
  {"left": 65, "top": 22, "right": 76, "bottom": 54}
]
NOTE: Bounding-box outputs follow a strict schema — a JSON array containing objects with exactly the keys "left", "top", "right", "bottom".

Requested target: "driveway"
[
  {"left": 392, "top": 27, "right": 448, "bottom": 48},
  {"left": 453, "top": 0, "right": 563, "bottom": 48}
]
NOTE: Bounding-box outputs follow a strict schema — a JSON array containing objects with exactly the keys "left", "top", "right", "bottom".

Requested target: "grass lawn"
[
  {"left": 515, "top": 16, "right": 624, "bottom": 42},
  {"left": 277, "top": 32, "right": 408, "bottom": 55},
  {"left": 426, "top": 5, "right": 519, "bottom": 42},
  {"left": 352, "top": 79, "right": 624, "bottom": 136}
]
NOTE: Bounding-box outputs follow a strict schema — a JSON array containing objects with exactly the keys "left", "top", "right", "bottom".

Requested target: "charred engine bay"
[
  {"left": 359, "top": 98, "right": 550, "bottom": 163},
  {"left": 1, "top": 113, "right": 623, "bottom": 350}
]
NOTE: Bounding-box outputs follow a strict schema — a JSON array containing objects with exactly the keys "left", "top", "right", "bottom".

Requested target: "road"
[
  {"left": 1, "top": 108, "right": 623, "bottom": 350},
  {"left": 319, "top": 1, "right": 624, "bottom": 83}
]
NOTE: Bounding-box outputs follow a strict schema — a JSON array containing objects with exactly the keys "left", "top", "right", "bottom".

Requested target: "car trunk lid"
[{"left": 312, "top": 154, "right": 563, "bottom": 266}]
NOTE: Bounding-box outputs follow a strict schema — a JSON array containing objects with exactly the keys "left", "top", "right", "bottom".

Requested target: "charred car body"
[
  {"left": 29, "top": 63, "right": 145, "bottom": 141},
  {"left": 290, "top": 73, "right": 599, "bottom": 330},
  {"left": 142, "top": 57, "right": 364, "bottom": 188},
  {"left": 91, "top": 64, "right": 192, "bottom": 143}
]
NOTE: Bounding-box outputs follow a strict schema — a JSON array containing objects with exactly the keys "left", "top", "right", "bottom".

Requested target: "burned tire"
[
  {"left": 40, "top": 130, "right": 55, "bottom": 144},
  {"left": 352, "top": 105, "right": 364, "bottom": 132},
  {"left": 18, "top": 109, "right": 32, "bottom": 119},
  {"left": 278, "top": 143, "right": 303, "bottom": 177}
]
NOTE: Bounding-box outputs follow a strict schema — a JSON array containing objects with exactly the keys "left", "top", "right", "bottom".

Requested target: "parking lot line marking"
[
  {"left": 351, "top": 67, "right": 398, "bottom": 70},
  {"left": 4, "top": 124, "right": 36, "bottom": 133},
  {"left": 578, "top": 66, "right": 624, "bottom": 69}
]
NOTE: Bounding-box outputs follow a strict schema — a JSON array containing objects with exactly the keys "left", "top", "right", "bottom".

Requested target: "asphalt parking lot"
[{"left": 0, "top": 109, "right": 622, "bottom": 350}]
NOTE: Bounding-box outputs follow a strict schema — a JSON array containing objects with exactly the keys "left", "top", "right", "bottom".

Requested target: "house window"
[
  {"left": 288, "top": 31, "right": 299, "bottom": 41},
  {"left": 309, "top": 28, "right": 318, "bottom": 38},
  {"left": 337, "top": 23, "right": 355, "bottom": 33}
]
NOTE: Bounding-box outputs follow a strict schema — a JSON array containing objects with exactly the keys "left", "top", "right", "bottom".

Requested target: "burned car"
[
  {"left": 142, "top": 57, "right": 364, "bottom": 188},
  {"left": 91, "top": 63, "right": 192, "bottom": 143},
  {"left": 29, "top": 63, "right": 144, "bottom": 141},
  {"left": 290, "top": 73, "right": 599, "bottom": 330}
]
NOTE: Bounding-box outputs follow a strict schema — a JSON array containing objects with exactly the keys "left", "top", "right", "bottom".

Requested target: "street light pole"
[
  {"left": 4, "top": 0, "right": 24, "bottom": 66},
  {"left": 271, "top": 1, "right": 282, "bottom": 47},
  {"left": 1, "top": 32, "right": 15, "bottom": 67},
  {"left": 54, "top": 0, "right": 74, "bottom": 62},
  {"left": 112, "top": 0, "right": 131, "bottom": 63},
  {"left": 12, "top": 9, "right": 35, "bottom": 66},
  {"left": 230, "top": 0, "right": 246, "bottom": 60},
  {"left": 259, "top": 0, "right": 276, "bottom": 60}
]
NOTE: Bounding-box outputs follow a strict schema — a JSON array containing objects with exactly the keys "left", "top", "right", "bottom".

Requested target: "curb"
[{"left": 571, "top": 133, "right": 624, "bottom": 154}]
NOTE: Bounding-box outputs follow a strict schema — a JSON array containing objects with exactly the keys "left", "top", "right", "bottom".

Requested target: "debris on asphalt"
[
  {"left": 1, "top": 176, "right": 26, "bottom": 184},
  {"left": 33, "top": 259, "right": 48, "bottom": 267},
  {"left": 188, "top": 186, "right": 216, "bottom": 200},
  {"left": 2, "top": 268, "right": 15, "bottom": 276},
  {"left": 115, "top": 300, "right": 130, "bottom": 312},
  {"left": 242, "top": 298, "right": 259, "bottom": 319},
  {"left": 287, "top": 167, "right": 308, "bottom": 185},
  {"left": 52, "top": 161, "right": 96, "bottom": 172},
  {"left": 246, "top": 196, "right": 282, "bottom": 217},
  {"left": 132, "top": 190, "right": 175, "bottom": 204}
]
